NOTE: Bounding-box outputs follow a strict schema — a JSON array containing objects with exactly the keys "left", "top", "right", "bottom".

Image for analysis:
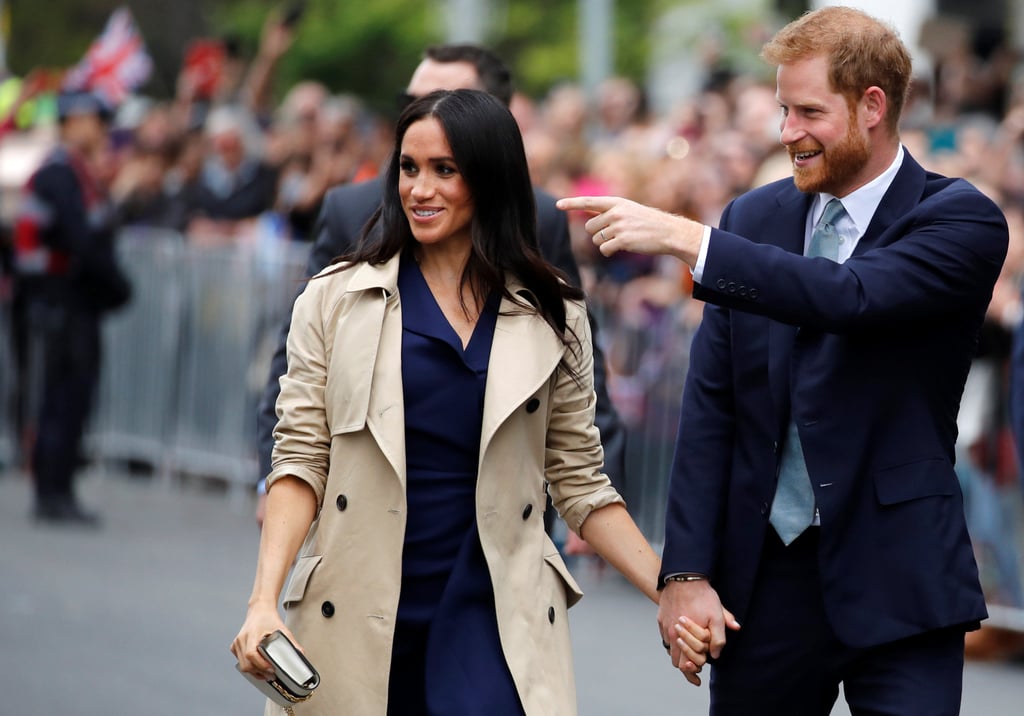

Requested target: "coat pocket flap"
[
  {"left": 282, "top": 555, "right": 323, "bottom": 608},
  {"left": 325, "top": 368, "right": 369, "bottom": 434},
  {"left": 874, "top": 458, "right": 955, "bottom": 506},
  {"left": 544, "top": 550, "right": 584, "bottom": 608}
]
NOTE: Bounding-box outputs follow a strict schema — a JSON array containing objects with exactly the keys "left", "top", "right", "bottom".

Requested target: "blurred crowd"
[{"left": 1, "top": 9, "right": 1024, "bottom": 630}]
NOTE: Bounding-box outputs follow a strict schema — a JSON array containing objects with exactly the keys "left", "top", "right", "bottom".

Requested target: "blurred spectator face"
[
  {"left": 282, "top": 81, "right": 327, "bottom": 123},
  {"left": 212, "top": 129, "right": 245, "bottom": 171},
  {"left": 545, "top": 84, "right": 588, "bottom": 139},
  {"left": 177, "top": 132, "right": 205, "bottom": 181},
  {"left": 134, "top": 105, "right": 176, "bottom": 152},
  {"left": 523, "top": 129, "right": 559, "bottom": 187},
  {"left": 280, "top": 81, "right": 328, "bottom": 156},
  {"left": 777, "top": 55, "right": 871, "bottom": 196},
  {"left": 317, "top": 97, "right": 359, "bottom": 151},
  {"left": 204, "top": 106, "right": 260, "bottom": 172},
  {"left": 643, "top": 158, "right": 691, "bottom": 214},
  {"left": 510, "top": 92, "right": 537, "bottom": 133},
  {"left": 712, "top": 131, "right": 760, "bottom": 195},
  {"left": 63, "top": 112, "right": 109, "bottom": 158},
  {"left": 131, "top": 150, "right": 168, "bottom": 194},
  {"left": 598, "top": 77, "right": 641, "bottom": 133},
  {"left": 734, "top": 84, "right": 782, "bottom": 152},
  {"left": 406, "top": 59, "right": 483, "bottom": 101},
  {"left": 588, "top": 148, "right": 638, "bottom": 198}
]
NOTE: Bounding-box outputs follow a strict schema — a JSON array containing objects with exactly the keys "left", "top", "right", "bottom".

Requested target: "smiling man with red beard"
[{"left": 558, "top": 6, "right": 1008, "bottom": 715}]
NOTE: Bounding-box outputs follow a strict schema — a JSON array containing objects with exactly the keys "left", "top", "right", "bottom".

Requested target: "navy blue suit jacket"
[{"left": 661, "top": 151, "right": 1006, "bottom": 649}]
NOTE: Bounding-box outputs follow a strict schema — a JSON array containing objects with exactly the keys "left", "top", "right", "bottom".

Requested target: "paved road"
[{"left": 2, "top": 469, "right": 1022, "bottom": 715}]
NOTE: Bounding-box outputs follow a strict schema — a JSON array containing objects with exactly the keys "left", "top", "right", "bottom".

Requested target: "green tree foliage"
[
  {"left": 212, "top": 0, "right": 442, "bottom": 113},
  {"left": 5, "top": 0, "right": 661, "bottom": 109},
  {"left": 6, "top": 0, "right": 215, "bottom": 97},
  {"left": 6, "top": 0, "right": 122, "bottom": 74},
  {"left": 214, "top": 0, "right": 659, "bottom": 108},
  {"left": 496, "top": 0, "right": 657, "bottom": 99}
]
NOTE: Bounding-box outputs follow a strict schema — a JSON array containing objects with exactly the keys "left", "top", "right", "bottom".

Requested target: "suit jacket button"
[
  {"left": 749, "top": 288, "right": 759, "bottom": 300},
  {"left": 336, "top": 494, "right": 348, "bottom": 511},
  {"left": 727, "top": 281, "right": 736, "bottom": 293},
  {"left": 526, "top": 398, "right": 541, "bottom": 413},
  {"left": 321, "top": 601, "right": 335, "bottom": 618},
  {"left": 522, "top": 504, "right": 533, "bottom": 520},
  {"left": 548, "top": 606, "right": 556, "bottom": 624},
  {"left": 760, "top": 502, "right": 769, "bottom": 516},
  {"left": 717, "top": 278, "right": 726, "bottom": 289}
]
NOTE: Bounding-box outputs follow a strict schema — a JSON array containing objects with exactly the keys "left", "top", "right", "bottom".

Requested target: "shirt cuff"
[{"left": 690, "top": 224, "right": 713, "bottom": 284}]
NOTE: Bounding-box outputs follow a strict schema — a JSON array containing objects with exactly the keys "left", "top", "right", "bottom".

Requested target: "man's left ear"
[{"left": 862, "top": 87, "right": 886, "bottom": 129}]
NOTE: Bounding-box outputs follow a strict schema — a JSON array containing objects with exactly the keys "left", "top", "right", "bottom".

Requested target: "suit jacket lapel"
[
  {"left": 853, "top": 149, "right": 927, "bottom": 256},
  {"left": 479, "top": 284, "right": 565, "bottom": 463}
]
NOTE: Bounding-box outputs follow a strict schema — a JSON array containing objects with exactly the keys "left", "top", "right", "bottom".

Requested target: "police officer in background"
[{"left": 13, "top": 90, "right": 131, "bottom": 526}]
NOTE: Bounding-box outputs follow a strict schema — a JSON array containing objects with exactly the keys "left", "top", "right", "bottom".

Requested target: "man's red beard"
[{"left": 789, "top": 110, "right": 871, "bottom": 195}]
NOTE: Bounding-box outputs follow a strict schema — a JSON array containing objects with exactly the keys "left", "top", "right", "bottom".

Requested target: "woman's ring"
[{"left": 599, "top": 229, "right": 607, "bottom": 243}]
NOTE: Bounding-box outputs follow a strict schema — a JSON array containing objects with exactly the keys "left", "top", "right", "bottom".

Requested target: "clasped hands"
[{"left": 659, "top": 579, "right": 742, "bottom": 687}]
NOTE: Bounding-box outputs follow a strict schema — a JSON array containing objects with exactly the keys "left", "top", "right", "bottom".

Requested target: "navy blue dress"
[{"left": 387, "top": 253, "right": 525, "bottom": 716}]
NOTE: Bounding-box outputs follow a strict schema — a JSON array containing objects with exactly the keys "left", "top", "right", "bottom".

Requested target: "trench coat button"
[
  {"left": 522, "top": 504, "right": 533, "bottom": 520},
  {"left": 526, "top": 398, "right": 541, "bottom": 413},
  {"left": 760, "top": 502, "right": 769, "bottom": 516},
  {"left": 336, "top": 494, "right": 348, "bottom": 511},
  {"left": 321, "top": 601, "right": 335, "bottom": 618},
  {"left": 548, "top": 606, "right": 556, "bottom": 624}
]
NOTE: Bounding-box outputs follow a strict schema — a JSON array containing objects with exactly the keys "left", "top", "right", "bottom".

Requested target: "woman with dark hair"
[{"left": 233, "top": 90, "right": 705, "bottom": 715}]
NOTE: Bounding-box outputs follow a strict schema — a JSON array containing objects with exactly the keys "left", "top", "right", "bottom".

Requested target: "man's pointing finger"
[{"left": 556, "top": 196, "right": 619, "bottom": 214}]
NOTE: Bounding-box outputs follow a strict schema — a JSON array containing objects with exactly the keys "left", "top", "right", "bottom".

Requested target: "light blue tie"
[
  {"left": 769, "top": 198, "right": 846, "bottom": 545},
  {"left": 806, "top": 198, "right": 845, "bottom": 262}
]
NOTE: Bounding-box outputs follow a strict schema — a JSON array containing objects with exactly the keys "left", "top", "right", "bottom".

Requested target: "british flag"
[{"left": 62, "top": 6, "right": 153, "bottom": 105}]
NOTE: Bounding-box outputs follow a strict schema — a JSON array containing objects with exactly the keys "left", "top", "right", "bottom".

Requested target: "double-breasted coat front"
[{"left": 265, "top": 253, "right": 623, "bottom": 715}]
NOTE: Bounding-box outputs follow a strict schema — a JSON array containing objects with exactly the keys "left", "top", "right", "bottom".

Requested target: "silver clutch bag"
[{"left": 237, "top": 630, "right": 320, "bottom": 711}]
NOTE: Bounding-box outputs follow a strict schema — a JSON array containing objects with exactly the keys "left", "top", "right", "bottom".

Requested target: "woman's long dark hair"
[{"left": 341, "top": 89, "right": 585, "bottom": 359}]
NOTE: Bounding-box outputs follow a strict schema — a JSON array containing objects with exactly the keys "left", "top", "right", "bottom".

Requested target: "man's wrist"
[
  {"left": 659, "top": 572, "right": 708, "bottom": 590},
  {"left": 665, "top": 573, "right": 707, "bottom": 583}
]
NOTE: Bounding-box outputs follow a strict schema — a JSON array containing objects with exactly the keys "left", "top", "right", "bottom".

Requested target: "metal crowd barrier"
[
  {"left": 88, "top": 230, "right": 310, "bottom": 498},
  {"left": 591, "top": 300, "right": 698, "bottom": 544},
  {"left": 78, "top": 229, "right": 1024, "bottom": 629}
]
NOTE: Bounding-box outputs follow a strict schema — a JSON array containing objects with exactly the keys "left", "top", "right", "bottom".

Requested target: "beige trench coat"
[{"left": 265, "top": 253, "right": 623, "bottom": 715}]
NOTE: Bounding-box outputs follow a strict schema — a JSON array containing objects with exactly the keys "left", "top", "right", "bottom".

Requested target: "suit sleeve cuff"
[{"left": 690, "top": 224, "right": 713, "bottom": 284}]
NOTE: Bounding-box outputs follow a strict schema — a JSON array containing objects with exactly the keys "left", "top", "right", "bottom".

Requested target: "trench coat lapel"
[
  {"left": 339, "top": 256, "right": 407, "bottom": 485},
  {"left": 480, "top": 284, "right": 565, "bottom": 463}
]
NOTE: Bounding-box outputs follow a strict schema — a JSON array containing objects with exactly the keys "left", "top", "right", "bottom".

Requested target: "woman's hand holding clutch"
[{"left": 231, "top": 602, "right": 300, "bottom": 681}]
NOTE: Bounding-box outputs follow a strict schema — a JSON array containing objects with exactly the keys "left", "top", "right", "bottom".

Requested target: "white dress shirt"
[{"left": 693, "top": 145, "right": 905, "bottom": 280}]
